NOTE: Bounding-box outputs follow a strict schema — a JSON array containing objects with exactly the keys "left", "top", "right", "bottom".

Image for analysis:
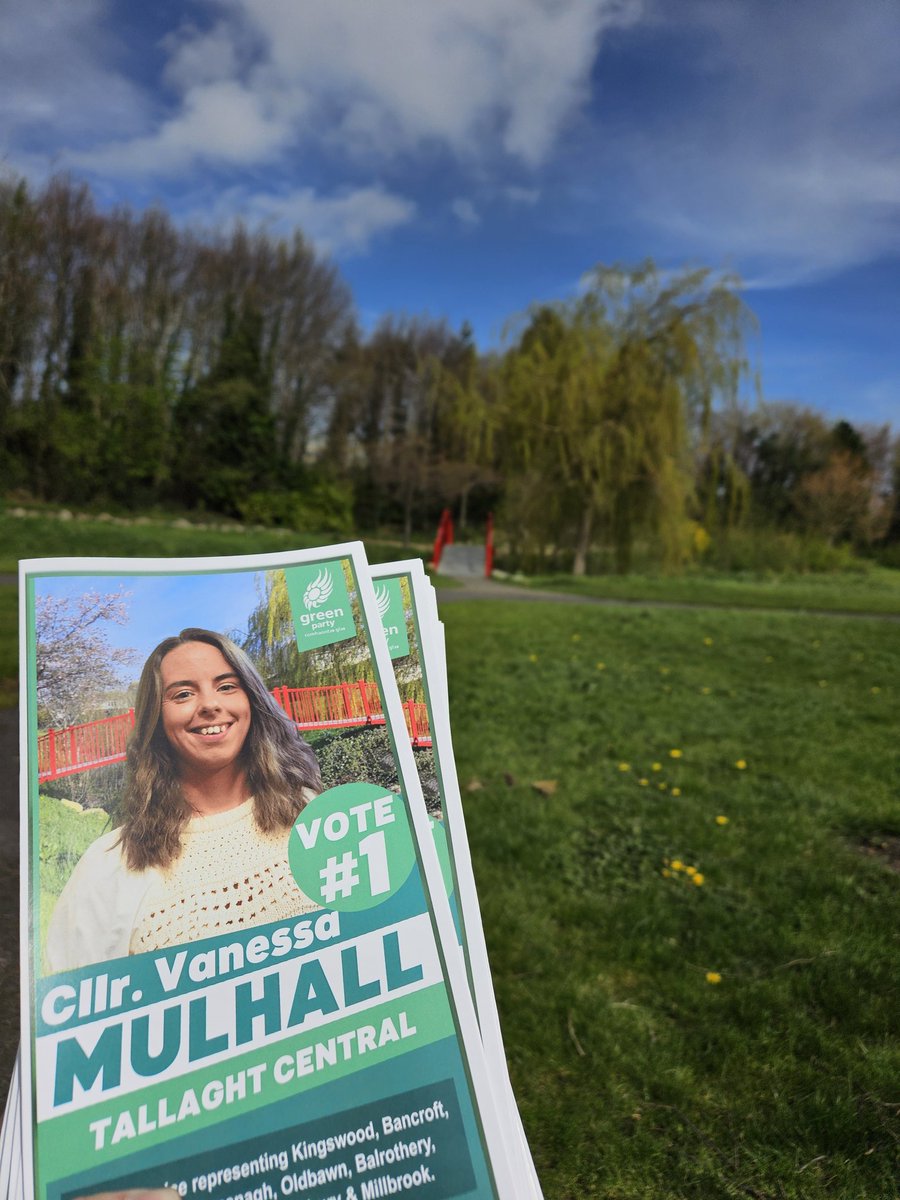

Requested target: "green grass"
[
  {"left": 37, "top": 794, "right": 111, "bottom": 948},
  {"left": 444, "top": 600, "right": 899, "bottom": 1198},
  {"left": 0, "top": 510, "right": 430, "bottom": 574},
  {"left": 520, "top": 566, "right": 900, "bottom": 615},
  {"left": 4, "top": 530, "right": 898, "bottom": 1193}
]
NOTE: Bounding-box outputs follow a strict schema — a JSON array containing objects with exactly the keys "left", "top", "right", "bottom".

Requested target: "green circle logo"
[{"left": 289, "top": 782, "right": 416, "bottom": 911}]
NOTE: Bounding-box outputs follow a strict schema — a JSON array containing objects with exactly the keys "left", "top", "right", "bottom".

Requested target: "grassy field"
[
  {"left": 1, "top": 517, "right": 898, "bottom": 1194},
  {"left": 0, "top": 509, "right": 430, "bottom": 574},
  {"left": 521, "top": 566, "right": 900, "bottom": 615},
  {"left": 444, "top": 600, "right": 899, "bottom": 1199}
]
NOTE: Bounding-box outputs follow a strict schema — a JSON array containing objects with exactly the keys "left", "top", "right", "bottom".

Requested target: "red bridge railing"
[{"left": 37, "top": 681, "right": 431, "bottom": 783}]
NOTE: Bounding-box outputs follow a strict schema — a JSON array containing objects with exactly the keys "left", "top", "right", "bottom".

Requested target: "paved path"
[{"left": 436, "top": 576, "right": 900, "bottom": 621}]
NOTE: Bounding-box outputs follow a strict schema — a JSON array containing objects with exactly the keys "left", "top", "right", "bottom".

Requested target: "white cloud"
[
  {"left": 0, "top": 0, "right": 149, "bottom": 170},
  {"left": 186, "top": 184, "right": 416, "bottom": 256},
  {"left": 451, "top": 198, "right": 480, "bottom": 227},
  {"left": 25, "top": 0, "right": 642, "bottom": 179},
  {"left": 623, "top": 0, "right": 900, "bottom": 285},
  {"left": 75, "top": 80, "right": 297, "bottom": 174}
]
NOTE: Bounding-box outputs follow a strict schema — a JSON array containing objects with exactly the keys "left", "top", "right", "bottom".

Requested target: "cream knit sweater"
[
  {"left": 45, "top": 794, "right": 321, "bottom": 972},
  {"left": 130, "top": 797, "right": 319, "bottom": 953}
]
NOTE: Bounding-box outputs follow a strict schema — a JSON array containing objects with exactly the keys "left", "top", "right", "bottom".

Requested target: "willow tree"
[{"left": 498, "top": 261, "right": 756, "bottom": 574}]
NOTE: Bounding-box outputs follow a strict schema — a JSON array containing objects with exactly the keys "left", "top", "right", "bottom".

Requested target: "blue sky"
[
  {"left": 3, "top": 0, "right": 898, "bottom": 427},
  {"left": 35, "top": 572, "right": 263, "bottom": 670}
]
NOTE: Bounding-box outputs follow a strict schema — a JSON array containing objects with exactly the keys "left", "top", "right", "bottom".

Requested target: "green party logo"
[
  {"left": 286, "top": 560, "right": 356, "bottom": 650},
  {"left": 374, "top": 578, "right": 409, "bottom": 659}
]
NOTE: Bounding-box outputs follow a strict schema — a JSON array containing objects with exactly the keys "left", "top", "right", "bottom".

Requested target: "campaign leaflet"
[
  {"left": 19, "top": 544, "right": 518, "bottom": 1200},
  {"left": 370, "top": 563, "right": 542, "bottom": 1200}
]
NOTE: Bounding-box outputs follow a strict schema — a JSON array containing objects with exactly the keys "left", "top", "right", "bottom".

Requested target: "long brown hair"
[{"left": 120, "top": 628, "right": 321, "bottom": 870}]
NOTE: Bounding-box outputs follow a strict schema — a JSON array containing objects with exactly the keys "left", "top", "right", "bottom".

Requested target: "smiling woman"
[{"left": 44, "top": 629, "right": 323, "bottom": 973}]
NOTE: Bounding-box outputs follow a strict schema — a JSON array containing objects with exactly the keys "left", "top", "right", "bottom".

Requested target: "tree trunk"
[
  {"left": 459, "top": 481, "right": 470, "bottom": 531},
  {"left": 573, "top": 502, "right": 594, "bottom": 576},
  {"left": 613, "top": 494, "right": 632, "bottom": 574}
]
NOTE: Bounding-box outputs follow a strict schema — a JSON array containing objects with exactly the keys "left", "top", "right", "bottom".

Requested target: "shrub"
[
  {"left": 708, "top": 528, "right": 868, "bottom": 574},
  {"left": 238, "top": 479, "right": 354, "bottom": 533},
  {"left": 312, "top": 726, "right": 440, "bottom": 813}
]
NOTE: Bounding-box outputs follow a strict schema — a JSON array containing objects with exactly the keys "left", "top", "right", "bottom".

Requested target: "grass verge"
[
  {"left": 0, "top": 510, "right": 430, "bottom": 574},
  {"left": 520, "top": 566, "right": 900, "bottom": 615},
  {"left": 444, "top": 600, "right": 899, "bottom": 1198}
]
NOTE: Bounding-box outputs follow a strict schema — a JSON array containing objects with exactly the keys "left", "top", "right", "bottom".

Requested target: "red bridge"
[{"left": 37, "top": 682, "right": 432, "bottom": 783}]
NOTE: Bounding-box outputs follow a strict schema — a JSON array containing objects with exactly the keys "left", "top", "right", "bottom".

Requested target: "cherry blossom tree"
[{"left": 34, "top": 588, "right": 137, "bottom": 726}]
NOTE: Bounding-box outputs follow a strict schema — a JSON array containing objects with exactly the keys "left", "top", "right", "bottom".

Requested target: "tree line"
[{"left": 2, "top": 173, "right": 898, "bottom": 573}]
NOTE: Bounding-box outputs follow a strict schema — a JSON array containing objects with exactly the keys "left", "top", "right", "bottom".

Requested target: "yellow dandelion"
[
  {"left": 671, "top": 787, "right": 681, "bottom": 797},
  {"left": 671, "top": 860, "right": 684, "bottom": 871},
  {"left": 571, "top": 633, "right": 581, "bottom": 642},
  {"left": 660, "top": 666, "right": 670, "bottom": 675},
  {"left": 596, "top": 661, "right": 606, "bottom": 671},
  {"left": 528, "top": 653, "right": 539, "bottom": 663},
  {"left": 870, "top": 686, "right": 881, "bottom": 694},
  {"left": 669, "top": 748, "right": 683, "bottom": 759},
  {"left": 651, "top": 762, "right": 662, "bottom": 772},
  {"left": 705, "top": 971, "right": 722, "bottom": 984},
  {"left": 692, "top": 873, "right": 705, "bottom": 886},
  {"left": 735, "top": 759, "right": 747, "bottom": 770},
  {"left": 661, "top": 868, "right": 672, "bottom": 878},
  {"left": 701, "top": 686, "right": 711, "bottom": 695},
  {"left": 658, "top": 782, "right": 668, "bottom": 791},
  {"left": 818, "top": 679, "right": 828, "bottom": 688},
  {"left": 703, "top": 636, "right": 714, "bottom": 646},
  {"left": 715, "top": 815, "right": 729, "bottom": 825},
  {"left": 685, "top": 865, "right": 697, "bottom": 877},
  {"left": 618, "top": 761, "right": 630, "bottom": 772},
  {"left": 638, "top": 778, "right": 649, "bottom": 787}
]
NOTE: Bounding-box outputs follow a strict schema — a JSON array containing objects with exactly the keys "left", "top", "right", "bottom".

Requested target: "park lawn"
[
  {"left": 0, "top": 510, "right": 430, "bottom": 574},
  {"left": 521, "top": 565, "right": 900, "bottom": 615},
  {"left": 443, "top": 600, "right": 899, "bottom": 1199}
]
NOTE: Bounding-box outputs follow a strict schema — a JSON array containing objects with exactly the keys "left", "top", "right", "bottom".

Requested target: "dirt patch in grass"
[{"left": 855, "top": 833, "right": 900, "bottom": 873}]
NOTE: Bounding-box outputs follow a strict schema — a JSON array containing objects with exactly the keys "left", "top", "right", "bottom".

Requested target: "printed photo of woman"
[{"left": 45, "top": 628, "right": 322, "bottom": 973}]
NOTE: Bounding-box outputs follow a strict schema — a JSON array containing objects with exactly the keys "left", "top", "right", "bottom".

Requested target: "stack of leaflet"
[{"left": 1, "top": 544, "right": 542, "bottom": 1199}]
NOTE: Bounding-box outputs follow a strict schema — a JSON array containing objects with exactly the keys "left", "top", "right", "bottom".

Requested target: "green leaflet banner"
[{"left": 373, "top": 578, "right": 409, "bottom": 660}]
